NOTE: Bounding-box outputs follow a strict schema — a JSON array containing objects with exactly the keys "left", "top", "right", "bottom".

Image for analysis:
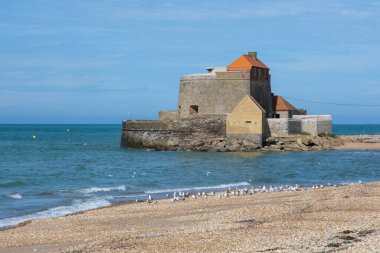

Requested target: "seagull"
[{"left": 206, "top": 171, "right": 211, "bottom": 176}]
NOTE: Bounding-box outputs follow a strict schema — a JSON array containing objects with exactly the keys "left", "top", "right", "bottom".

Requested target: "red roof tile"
[
  {"left": 227, "top": 54, "right": 269, "bottom": 71},
  {"left": 272, "top": 96, "right": 297, "bottom": 111}
]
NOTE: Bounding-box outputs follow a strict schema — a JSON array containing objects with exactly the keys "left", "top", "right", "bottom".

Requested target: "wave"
[
  {"left": 0, "top": 180, "right": 27, "bottom": 188},
  {"left": 8, "top": 193, "right": 22, "bottom": 199},
  {"left": 77, "top": 185, "right": 126, "bottom": 194},
  {"left": 145, "top": 182, "right": 251, "bottom": 194},
  {"left": 0, "top": 197, "right": 112, "bottom": 229},
  {"left": 38, "top": 191, "right": 55, "bottom": 196}
]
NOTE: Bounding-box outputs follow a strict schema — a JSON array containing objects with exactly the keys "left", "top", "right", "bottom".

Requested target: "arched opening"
[{"left": 189, "top": 105, "right": 199, "bottom": 116}]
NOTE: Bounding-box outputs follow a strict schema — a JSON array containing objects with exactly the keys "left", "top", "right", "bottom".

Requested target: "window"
[{"left": 189, "top": 105, "right": 199, "bottom": 115}]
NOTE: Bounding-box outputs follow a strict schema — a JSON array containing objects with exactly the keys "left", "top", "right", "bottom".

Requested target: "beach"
[{"left": 1, "top": 182, "right": 379, "bottom": 253}]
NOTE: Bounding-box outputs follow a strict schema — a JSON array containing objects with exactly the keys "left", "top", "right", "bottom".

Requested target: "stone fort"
[{"left": 122, "top": 52, "right": 332, "bottom": 151}]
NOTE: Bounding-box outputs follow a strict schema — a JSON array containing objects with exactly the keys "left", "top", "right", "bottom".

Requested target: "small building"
[
  {"left": 272, "top": 96, "right": 306, "bottom": 118},
  {"left": 226, "top": 95, "right": 265, "bottom": 138}
]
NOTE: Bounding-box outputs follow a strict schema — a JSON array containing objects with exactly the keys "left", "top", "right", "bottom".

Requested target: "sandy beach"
[
  {"left": 1, "top": 182, "right": 379, "bottom": 253},
  {"left": 335, "top": 135, "right": 380, "bottom": 150}
]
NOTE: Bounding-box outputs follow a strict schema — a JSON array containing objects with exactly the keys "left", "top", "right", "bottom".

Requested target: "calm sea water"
[{"left": 0, "top": 124, "right": 380, "bottom": 228}]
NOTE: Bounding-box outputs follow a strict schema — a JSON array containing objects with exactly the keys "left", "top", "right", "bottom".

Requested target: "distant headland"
[{"left": 121, "top": 51, "right": 375, "bottom": 151}]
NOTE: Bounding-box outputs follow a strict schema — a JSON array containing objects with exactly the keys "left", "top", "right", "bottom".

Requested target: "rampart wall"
[
  {"left": 121, "top": 115, "right": 332, "bottom": 151},
  {"left": 121, "top": 115, "right": 262, "bottom": 151},
  {"left": 158, "top": 110, "right": 178, "bottom": 121},
  {"left": 265, "top": 119, "right": 302, "bottom": 137},
  {"left": 293, "top": 115, "right": 332, "bottom": 136}
]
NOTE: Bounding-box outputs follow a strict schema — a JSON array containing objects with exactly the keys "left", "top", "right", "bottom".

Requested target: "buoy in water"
[
  {"left": 32, "top": 135, "right": 36, "bottom": 140},
  {"left": 66, "top": 128, "right": 70, "bottom": 132}
]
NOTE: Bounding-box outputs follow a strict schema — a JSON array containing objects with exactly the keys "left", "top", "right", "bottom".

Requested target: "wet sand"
[
  {"left": 335, "top": 142, "right": 380, "bottom": 150},
  {"left": 336, "top": 135, "right": 380, "bottom": 150},
  {"left": 1, "top": 182, "right": 380, "bottom": 253}
]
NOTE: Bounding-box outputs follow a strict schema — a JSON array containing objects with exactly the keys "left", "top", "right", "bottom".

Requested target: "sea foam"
[
  {"left": 77, "top": 185, "right": 126, "bottom": 194},
  {"left": 145, "top": 182, "right": 251, "bottom": 194},
  {"left": 0, "top": 197, "right": 111, "bottom": 229},
  {"left": 8, "top": 193, "right": 22, "bottom": 199}
]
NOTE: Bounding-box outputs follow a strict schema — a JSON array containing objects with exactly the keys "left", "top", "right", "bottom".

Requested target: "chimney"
[{"left": 248, "top": 52, "right": 257, "bottom": 59}]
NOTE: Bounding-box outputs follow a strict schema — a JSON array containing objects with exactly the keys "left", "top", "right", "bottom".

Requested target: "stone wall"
[
  {"left": 265, "top": 118, "right": 302, "bottom": 137},
  {"left": 158, "top": 110, "right": 178, "bottom": 122},
  {"left": 122, "top": 120, "right": 170, "bottom": 131},
  {"left": 121, "top": 115, "right": 262, "bottom": 151},
  {"left": 293, "top": 115, "right": 332, "bottom": 136},
  {"left": 250, "top": 80, "right": 272, "bottom": 117},
  {"left": 178, "top": 73, "right": 251, "bottom": 118}
]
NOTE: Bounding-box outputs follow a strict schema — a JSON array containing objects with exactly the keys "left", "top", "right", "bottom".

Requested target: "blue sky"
[{"left": 1, "top": 0, "right": 380, "bottom": 123}]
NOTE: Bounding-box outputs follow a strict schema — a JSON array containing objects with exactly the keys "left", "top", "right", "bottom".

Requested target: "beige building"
[{"left": 226, "top": 95, "right": 265, "bottom": 137}]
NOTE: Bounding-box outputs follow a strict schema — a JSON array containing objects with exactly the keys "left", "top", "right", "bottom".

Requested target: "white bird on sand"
[{"left": 147, "top": 194, "right": 153, "bottom": 203}]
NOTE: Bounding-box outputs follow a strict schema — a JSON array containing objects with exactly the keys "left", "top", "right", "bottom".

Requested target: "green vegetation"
[{"left": 318, "top": 132, "right": 336, "bottom": 138}]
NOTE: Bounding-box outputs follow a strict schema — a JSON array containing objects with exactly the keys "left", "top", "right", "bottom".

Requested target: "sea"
[{"left": 1, "top": 124, "right": 380, "bottom": 229}]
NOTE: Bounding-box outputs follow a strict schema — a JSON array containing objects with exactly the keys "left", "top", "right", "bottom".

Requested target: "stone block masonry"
[
  {"left": 121, "top": 115, "right": 262, "bottom": 151},
  {"left": 178, "top": 74, "right": 251, "bottom": 118},
  {"left": 293, "top": 115, "right": 332, "bottom": 136},
  {"left": 159, "top": 110, "right": 178, "bottom": 122},
  {"left": 266, "top": 119, "right": 301, "bottom": 137},
  {"left": 265, "top": 116, "right": 332, "bottom": 137}
]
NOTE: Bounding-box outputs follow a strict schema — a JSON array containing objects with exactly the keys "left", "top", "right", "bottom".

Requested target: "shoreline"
[
  {"left": 0, "top": 181, "right": 364, "bottom": 232},
  {"left": 1, "top": 181, "right": 380, "bottom": 252}
]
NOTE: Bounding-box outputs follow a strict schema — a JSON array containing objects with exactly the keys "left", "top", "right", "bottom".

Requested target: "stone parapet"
[
  {"left": 265, "top": 118, "right": 301, "bottom": 137},
  {"left": 180, "top": 74, "right": 216, "bottom": 81},
  {"left": 122, "top": 120, "right": 170, "bottom": 131},
  {"left": 159, "top": 110, "right": 178, "bottom": 122},
  {"left": 122, "top": 115, "right": 262, "bottom": 151},
  {"left": 293, "top": 115, "right": 332, "bottom": 136},
  {"left": 215, "top": 71, "right": 250, "bottom": 80}
]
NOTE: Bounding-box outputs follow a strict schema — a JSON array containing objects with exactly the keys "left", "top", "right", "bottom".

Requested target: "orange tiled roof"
[
  {"left": 227, "top": 54, "right": 269, "bottom": 71},
  {"left": 272, "top": 96, "right": 297, "bottom": 111}
]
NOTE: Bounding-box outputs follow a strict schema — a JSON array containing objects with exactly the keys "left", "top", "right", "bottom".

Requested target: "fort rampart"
[{"left": 121, "top": 115, "right": 333, "bottom": 151}]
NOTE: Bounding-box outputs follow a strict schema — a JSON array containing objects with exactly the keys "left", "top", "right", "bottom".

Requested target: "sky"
[{"left": 1, "top": 0, "right": 380, "bottom": 124}]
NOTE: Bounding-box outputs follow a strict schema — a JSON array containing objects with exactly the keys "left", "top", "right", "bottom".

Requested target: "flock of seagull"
[{"left": 144, "top": 183, "right": 348, "bottom": 203}]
